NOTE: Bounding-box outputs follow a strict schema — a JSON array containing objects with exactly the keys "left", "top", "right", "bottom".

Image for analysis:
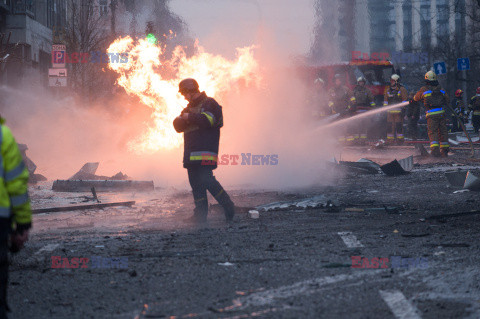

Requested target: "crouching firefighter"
[
  {"left": 0, "top": 117, "right": 32, "bottom": 318},
  {"left": 173, "top": 78, "right": 235, "bottom": 224},
  {"left": 413, "top": 71, "right": 450, "bottom": 157}
]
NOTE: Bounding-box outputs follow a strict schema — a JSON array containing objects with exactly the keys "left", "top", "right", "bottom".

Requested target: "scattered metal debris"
[
  {"left": 19, "top": 143, "right": 47, "bottom": 183},
  {"left": 339, "top": 158, "right": 381, "bottom": 175},
  {"left": 445, "top": 170, "right": 468, "bottom": 187},
  {"left": 32, "top": 201, "right": 136, "bottom": 214},
  {"left": 445, "top": 170, "right": 480, "bottom": 191},
  {"left": 380, "top": 156, "right": 413, "bottom": 176},
  {"left": 69, "top": 162, "right": 130, "bottom": 181},
  {"left": 255, "top": 195, "right": 335, "bottom": 212},
  {"left": 52, "top": 180, "right": 154, "bottom": 192},
  {"left": 463, "top": 171, "right": 480, "bottom": 191}
]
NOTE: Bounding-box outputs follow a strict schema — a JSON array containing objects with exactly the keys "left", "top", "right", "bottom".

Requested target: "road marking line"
[
  {"left": 232, "top": 270, "right": 382, "bottom": 309},
  {"left": 379, "top": 290, "right": 421, "bottom": 319},
  {"left": 337, "top": 231, "right": 364, "bottom": 248},
  {"left": 34, "top": 243, "right": 59, "bottom": 255}
]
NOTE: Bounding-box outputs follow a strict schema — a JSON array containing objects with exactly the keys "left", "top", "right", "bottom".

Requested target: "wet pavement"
[{"left": 7, "top": 149, "right": 480, "bottom": 319}]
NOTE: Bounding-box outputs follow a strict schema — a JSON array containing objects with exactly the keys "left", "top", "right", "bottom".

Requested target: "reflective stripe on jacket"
[
  {"left": 0, "top": 123, "right": 32, "bottom": 238},
  {"left": 173, "top": 92, "right": 223, "bottom": 169}
]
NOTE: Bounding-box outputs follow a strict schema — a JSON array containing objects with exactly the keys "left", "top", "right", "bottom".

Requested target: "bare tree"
[{"left": 63, "top": 0, "right": 113, "bottom": 103}]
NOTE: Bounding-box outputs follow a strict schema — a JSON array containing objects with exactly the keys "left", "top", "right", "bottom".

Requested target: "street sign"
[
  {"left": 48, "top": 68, "right": 67, "bottom": 77},
  {"left": 433, "top": 62, "right": 447, "bottom": 75},
  {"left": 48, "top": 77, "right": 67, "bottom": 87},
  {"left": 457, "top": 58, "right": 470, "bottom": 71},
  {"left": 52, "top": 44, "right": 66, "bottom": 68}
]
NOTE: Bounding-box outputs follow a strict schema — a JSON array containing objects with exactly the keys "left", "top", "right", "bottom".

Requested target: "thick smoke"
[{"left": 0, "top": 0, "right": 343, "bottom": 190}]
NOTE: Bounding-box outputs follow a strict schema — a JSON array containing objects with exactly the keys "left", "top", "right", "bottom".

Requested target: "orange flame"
[{"left": 107, "top": 36, "right": 260, "bottom": 153}]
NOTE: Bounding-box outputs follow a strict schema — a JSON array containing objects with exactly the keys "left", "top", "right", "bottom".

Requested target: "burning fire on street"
[{"left": 107, "top": 35, "right": 261, "bottom": 153}]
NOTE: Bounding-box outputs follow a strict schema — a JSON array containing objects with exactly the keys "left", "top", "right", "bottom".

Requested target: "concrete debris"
[
  {"left": 69, "top": 162, "right": 130, "bottom": 181},
  {"left": 32, "top": 200, "right": 136, "bottom": 214},
  {"left": 52, "top": 180, "right": 154, "bottom": 192},
  {"left": 463, "top": 171, "right": 480, "bottom": 191},
  {"left": 380, "top": 156, "right": 413, "bottom": 176},
  {"left": 248, "top": 210, "right": 259, "bottom": 219},
  {"left": 445, "top": 171, "right": 468, "bottom": 187},
  {"left": 255, "top": 195, "right": 335, "bottom": 212}
]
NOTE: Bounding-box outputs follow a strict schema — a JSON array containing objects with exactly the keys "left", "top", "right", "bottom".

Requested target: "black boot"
[
  {"left": 431, "top": 147, "right": 441, "bottom": 157},
  {"left": 441, "top": 148, "right": 449, "bottom": 157},
  {"left": 215, "top": 190, "right": 235, "bottom": 223},
  {"left": 184, "top": 200, "right": 208, "bottom": 224}
]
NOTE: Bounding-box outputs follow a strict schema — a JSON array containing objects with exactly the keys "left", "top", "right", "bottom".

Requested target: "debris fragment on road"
[
  {"left": 32, "top": 201, "right": 136, "bottom": 214},
  {"left": 255, "top": 195, "right": 335, "bottom": 212},
  {"left": 380, "top": 156, "right": 413, "bottom": 176},
  {"left": 52, "top": 180, "right": 154, "bottom": 192}
]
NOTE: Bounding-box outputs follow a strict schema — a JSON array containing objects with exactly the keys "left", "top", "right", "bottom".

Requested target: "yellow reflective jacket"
[{"left": 0, "top": 122, "right": 32, "bottom": 236}]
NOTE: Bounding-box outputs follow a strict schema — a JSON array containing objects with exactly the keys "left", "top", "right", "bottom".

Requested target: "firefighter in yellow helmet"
[
  {"left": 384, "top": 74, "right": 408, "bottom": 144},
  {"left": 0, "top": 117, "right": 32, "bottom": 317},
  {"left": 348, "top": 76, "right": 376, "bottom": 144},
  {"left": 413, "top": 71, "right": 450, "bottom": 157}
]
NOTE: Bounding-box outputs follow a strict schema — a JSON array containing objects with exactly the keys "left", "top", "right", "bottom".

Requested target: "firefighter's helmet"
[
  {"left": 455, "top": 89, "right": 463, "bottom": 97},
  {"left": 357, "top": 76, "right": 366, "bottom": 83},
  {"left": 178, "top": 78, "right": 199, "bottom": 93},
  {"left": 477, "top": 87, "right": 480, "bottom": 94},
  {"left": 425, "top": 71, "right": 437, "bottom": 81},
  {"left": 391, "top": 74, "right": 400, "bottom": 82}
]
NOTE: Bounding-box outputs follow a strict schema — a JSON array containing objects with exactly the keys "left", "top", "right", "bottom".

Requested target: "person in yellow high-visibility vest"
[{"left": 0, "top": 117, "right": 32, "bottom": 318}]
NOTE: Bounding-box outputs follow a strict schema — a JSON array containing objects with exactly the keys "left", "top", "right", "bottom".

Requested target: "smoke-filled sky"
[{"left": 169, "top": 0, "right": 315, "bottom": 61}]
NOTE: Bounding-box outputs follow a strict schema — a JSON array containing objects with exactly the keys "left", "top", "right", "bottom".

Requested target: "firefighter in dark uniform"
[
  {"left": 328, "top": 74, "right": 352, "bottom": 143},
  {"left": 349, "top": 76, "right": 376, "bottom": 144},
  {"left": 173, "top": 78, "right": 235, "bottom": 224},
  {"left": 384, "top": 74, "right": 408, "bottom": 144},
  {"left": 468, "top": 87, "right": 480, "bottom": 134},
  {"left": 451, "top": 89, "right": 467, "bottom": 133},
  {"left": 0, "top": 117, "right": 32, "bottom": 318},
  {"left": 413, "top": 71, "right": 450, "bottom": 157}
]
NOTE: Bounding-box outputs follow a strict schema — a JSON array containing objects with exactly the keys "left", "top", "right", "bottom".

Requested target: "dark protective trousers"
[
  {"left": 407, "top": 116, "right": 419, "bottom": 140},
  {"left": 472, "top": 115, "right": 480, "bottom": 133},
  {"left": 0, "top": 240, "right": 8, "bottom": 319},
  {"left": 187, "top": 167, "right": 234, "bottom": 217},
  {"left": 427, "top": 115, "right": 449, "bottom": 151}
]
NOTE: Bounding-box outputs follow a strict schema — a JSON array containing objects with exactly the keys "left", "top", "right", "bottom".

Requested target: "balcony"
[{"left": 11, "top": 0, "right": 34, "bottom": 18}]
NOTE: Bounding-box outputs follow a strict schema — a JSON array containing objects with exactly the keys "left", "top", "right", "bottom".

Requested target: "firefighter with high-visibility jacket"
[
  {"left": 348, "top": 76, "right": 376, "bottom": 144},
  {"left": 468, "top": 87, "right": 480, "bottom": 134},
  {"left": 0, "top": 118, "right": 31, "bottom": 318},
  {"left": 413, "top": 71, "right": 450, "bottom": 157},
  {"left": 384, "top": 74, "right": 408, "bottom": 144}
]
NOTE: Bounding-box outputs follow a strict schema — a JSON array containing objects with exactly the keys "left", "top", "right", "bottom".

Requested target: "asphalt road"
[{"left": 6, "top": 155, "right": 480, "bottom": 319}]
